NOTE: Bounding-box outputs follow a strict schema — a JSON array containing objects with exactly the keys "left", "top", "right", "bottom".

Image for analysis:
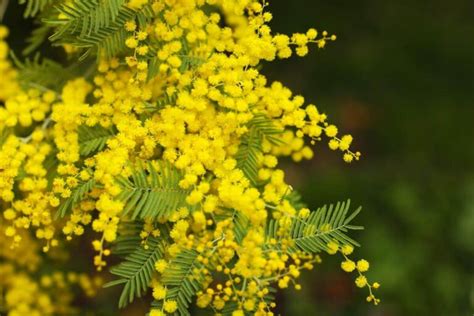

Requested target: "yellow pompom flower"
[
  {"left": 357, "top": 259, "right": 370, "bottom": 272},
  {"left": 163, "top": 300, "right": 178, "bottom": 313},
  {"left": 341, "top": 260, "right": 356, "bottom": 272},
  {"left": 341, "top": 245, "right": 354, "bottom": 255},
  {"left": 155, "top": 259, "right": 168, "bottom": 273},
  {"left": 149, "top": 309, "right": 165, "bottom": 316},
  {"left": 326, "top": 241, "right": 339, "bottom": 255},
  {"left": 355, "top": 275, "right": 368, "bottom": 288},
  {"left": 152, "top": 285, "right": 167, "bottom": 300}
]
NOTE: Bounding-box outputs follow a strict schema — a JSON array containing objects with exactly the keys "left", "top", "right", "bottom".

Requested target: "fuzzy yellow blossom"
[
  {"left": 341, "top": 244, "right": 354, "bottom": 255},
  {"left": 355, "top": 275, "right": 368, "bottom": 288},
  {"left": 163, "top": 300, "right": 178, "bottom": 313},
  {"left": 154, "top": 259, "right": 167, "bottom": 273},
  {"left": 357, "top": 259, "right": 370, "bottom": 272},
  {"left": 327, "top": 241, "right": 339, "bottom": 255},
  {"left": 341, "top": 260, "right": 356, "bottom": 272},
  {"left": 150, "top": 310, "right": 165, "bottom": 316},
  {"left": 152, "top": 284, "right": 167, "bottom": 300}
]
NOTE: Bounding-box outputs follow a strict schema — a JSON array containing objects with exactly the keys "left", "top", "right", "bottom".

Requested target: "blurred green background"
[
  {"left": 3, "top": 0, "right": 474, "bottom": 315},
  {"left": 265, "top": 0, "right": 474, "bottom": 315}
]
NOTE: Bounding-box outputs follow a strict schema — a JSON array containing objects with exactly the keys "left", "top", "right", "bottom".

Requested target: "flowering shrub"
[{"left": 0, "top": 0, "right": 379, "bottom": 315}]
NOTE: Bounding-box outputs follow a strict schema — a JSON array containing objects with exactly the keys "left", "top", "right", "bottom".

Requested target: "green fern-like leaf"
[
  {"left": 78, "top": 124, "right": 115, "bottom": 156},
  {"left": 219, "top": 302, "right": 239, "bottom": 316},
  {"left": 11, "top": 53, "right": 84, "bottom": 91},
  {"left": 116, "top": 161, "right": 191, "bottom": 219},
  {"left": 105, "top": 237, "right": 165, "bottom": 308},
  {"left": 23, "top": 23, "right": 53, "bottom": 55},
  {"left": 215, "top": 208, "right": 250, "bottom": 244},
  {"left": 232, "top": 210, "right": 250, "bottom": 244},
  {"left": 0, "top": 128, "right": 12, "bottom": 147},
  {"left": 18, "top": 0, "right": 52, "bottom": 17},
  {"left": 46, "top": 1, "right": 154, "bottom": 58},
  {"left": 52, "top": 0, "right": 126, "bottom": 37},
  {"left": 113, "top": 221, "right": 144, "bottom": 257},
  {"left": 146, "top": 57, "right": 162, "bottom": 81},
  {"left": 155, "top": 249, "right": 206, "bottom": 316},
  {"left": 236, "top": 114, "right": 284, "bottom": 184},
  {"left": 247, "top": 114, "right": 285, "bottom": 145},
  {"left": 178, "top": 54, "right": 207, "bottom": 73},
  {"left": 56, "top": 178, "right": 96, "bottom": 218},
  {"left": 143, "top": 93, "right": 178, "bottom": 112},
  {"left": 69, "top": 25, "right": 129, "bottom": 60},
  {"left": 44, "top": 148, "right": 59, "bottom": 189},
  {"left": 236, "top": 128, "right": 261, "bottom": 184},
  {"left": 266, "top": 200, "right": 363, "bottom": 253}
]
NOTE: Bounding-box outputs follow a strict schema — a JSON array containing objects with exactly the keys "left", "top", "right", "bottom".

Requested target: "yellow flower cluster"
[
  {"left": 327, "top": 241, "right": 381, "bottom": 304},
  {"left": 0, "top": 27, "right": 105, "bottom": 315},
  {"left": 0, "top": 263, "right": 103, "bottom": 316},
  {"left": 1, "top": 130, "right": 58, "bottom": 251},
  {"left": 0, "top": 26, "right": 20, "bottom": 101},
  {"left": 0, "top": 89, "right": 55, "bottom": 128},
  {"left": 0, "top": 0, "right": 377, "bottom": 314}
]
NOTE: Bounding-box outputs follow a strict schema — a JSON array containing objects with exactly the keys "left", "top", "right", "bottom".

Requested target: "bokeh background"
[
  {"left": 3, "top": 0, "right": 474, "bottom": 315},
  {"left": 265, "top": 1, "right": 474, "bottom": 315}
]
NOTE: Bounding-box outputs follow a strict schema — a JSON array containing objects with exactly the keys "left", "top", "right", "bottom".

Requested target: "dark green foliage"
[
  {"left": 178, "top": 54, "right": 207, "bottom": 73},
  {"left": 11, "top": 53, "right": 83, "bottom": 91},
  {"left": 116, "top": 161, "right": 191, "bottom": 219},
  {"left": 232, "top": 210, "right": 250, "bottom": 244},
  {"left": 143, "top": 93, "right": 178, "bottom": 112},
  {"left": 113, "top": 221, "right": 144, "bottom": 257},
  {"left": 43, "top": 148, "right": 59, "bottom": 187},
  {"left": 266, "top": 1, "right": 474, "bottom": 314},
  {"left": 236, "top": 114, "right": 284, "bottom": 184},
  {"left": 266, "top": 200, "right": 362, "bottom": 253},
  {"left": 105, "top": 236, "right": 165, "bottom": 308},
  {"left": 23, "top": 23, "right": 53, "bottom": 55},
  {"left": 78, "top": 124, "right": 115, "bottom": 157},
  {"left": 158, "top": 249, "right": 206, "bottom": 316},
  {"left": 52, "top": 0, "right": 126, "bottom": 36},
  {"left": 18, "top": 0, "right": 51, "bottom": 17},
  {"left": 0, "top": 127, "right": 11, "bottom": 146},
  {"left": 245, "top": 114, "right": 285, "bottom": 146},
  {"left": 146, "top": 57, "right": 162, "bottom": 81},
  {"left": 212, "top": 208, "right": 249, "bottom": 243},
  {"left": 236, "top": 127, "right": 261, "bottom": 184},
  {"left": 45, "top": 0, "right": 154, "bottom": 58}
]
